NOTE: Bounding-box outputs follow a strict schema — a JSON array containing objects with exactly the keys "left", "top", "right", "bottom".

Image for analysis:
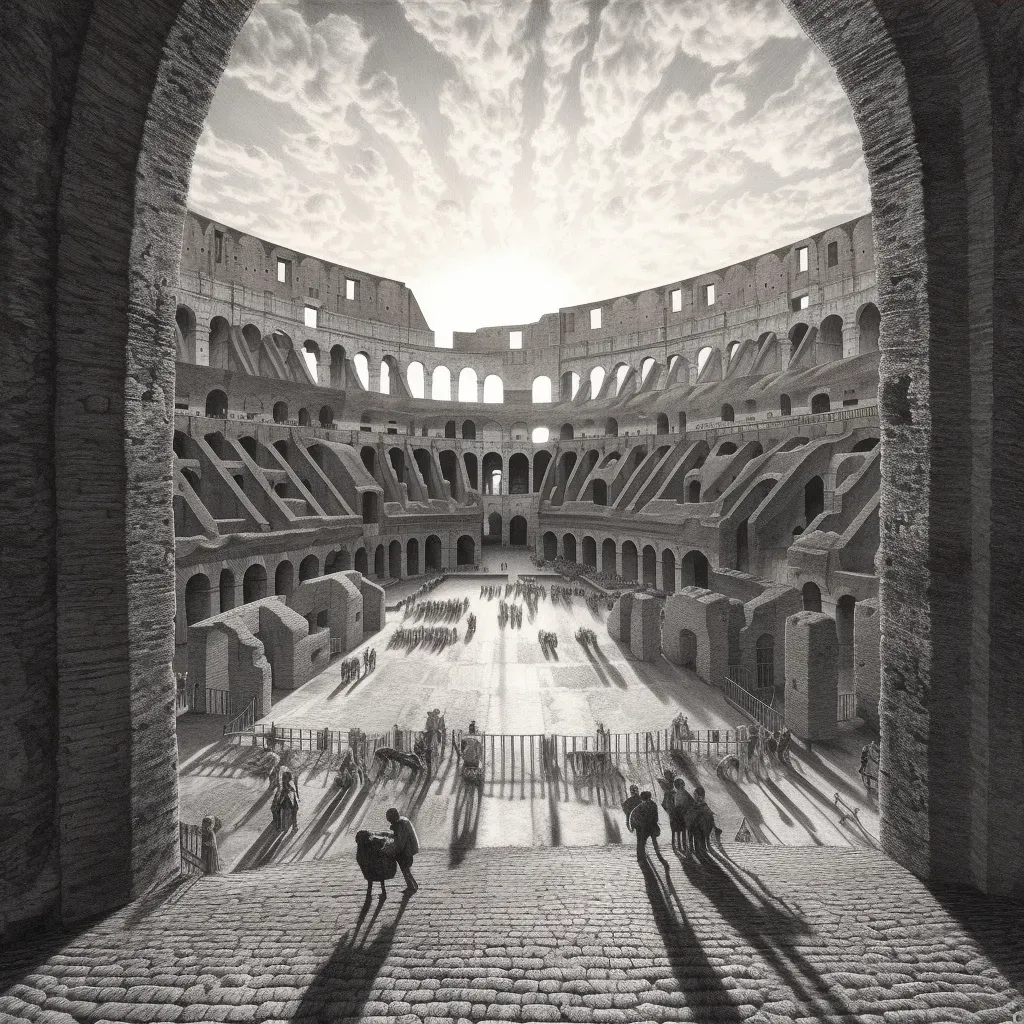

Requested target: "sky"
[{"left": 188, "top": 0, "right": 870, "bottom": 347}]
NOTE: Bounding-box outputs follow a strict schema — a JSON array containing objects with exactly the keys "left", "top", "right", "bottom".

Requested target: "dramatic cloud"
[{"left": 189, "top": 0, "right": 869, "bottom": 344}]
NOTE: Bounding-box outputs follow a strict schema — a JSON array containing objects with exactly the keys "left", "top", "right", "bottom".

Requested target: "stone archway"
[{"left": 1, "top": 0, "right": 1020, "bottom": 935}]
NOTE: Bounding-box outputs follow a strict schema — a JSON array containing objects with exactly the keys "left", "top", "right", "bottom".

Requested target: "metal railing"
[
  {"left": 223, "top": 695, "right": 258, "bottom": 738},
  {"left": 837, "top": 691, "right": 858, "bottom": 722},
  {"left": 723, "top": 675, "right": 784, "bottom": 733}
]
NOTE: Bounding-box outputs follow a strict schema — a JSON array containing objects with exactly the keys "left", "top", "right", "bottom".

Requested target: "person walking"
[
  {"left": 627, "top": 791, "right": 664, "bottom": 863},
  {"left": 385, "top": 807, "right": 420, "bottom": 895},
  {"left": 621, "top": 784, "right": 641, "bottom": 832},
  {"left": 670, "top": 777, "right": 694, "bottom": 855}
]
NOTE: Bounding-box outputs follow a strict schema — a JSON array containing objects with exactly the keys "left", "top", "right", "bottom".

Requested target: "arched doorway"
[
  {"left": 354, "top": 548, "right": 368, "bottom": 575},
  {"left": 805, "top": 475, "right": 825, "bottom": 525},
  {"left": 802, "top": 581, "right": 822, "bottom": 612},
  {"left": 184, "top": 573, "right": 210, "bottom": 625},
  {"left": 373, "top": 544, "right": 384, "bottom": 577},
  {"left": 205, "top": 389, "right": 227, "bottom": 418},
  {"left": 406, "top": 538, "right": 420, "bottom": 575},
  {"left": 457, "top": 535, "right": 475, "bottom": 565},
  {"left": 563, "top": 534, "right": 577, "bottom": 562},
  {"left": 486, "top": 511, "right": 502, "bottom": 544},
  {"left": 755, "top": 633, "right": 775, "bottom": 690},
  {"left": 602, "top": 538, "right": 616, "bottom": 575},
  {"left": 389, "top": 540, "right": 402, "bottom": 577},
  {"left": 642, "top": 545, "right": 657, "bottom": 586},
  {"left": 509, "top": 453, "right": 529, "bottom": 494},
  {"left": 542, "top": 531, "right": 557, "bottom": 561},
  {"left": 509, "top": 516, "right": 527, "bottom": 546},
  {"left": 837, "top": 595, "right": 857, "bottom": 689},
  {"left": 582, "top": 536, "right": 597, "bottom": 568},
  {"left": 219, "top": 569, "right": 235, "bottom": 612},
  {"left": 662, "top": 550, "right": 676, "bottom": 594},
  {"left": 425, "top": 535, "right": 442, "bottom": 572},
  {"left": 621, "top": 542, "right": 638, "bottom": 581},
  {"left": 677, "top": 630, "right": 697, "bottom": 670},
  {"left": 242, "top": 564, "right": 267, "bottom": 603},
  {"left": 681, "top": 550, "right": 709, "bottom": 590},
  {"left": 299, "top": 555, "right": 319, "bottom": 582},
  {"left": 275, "top": 560, "right": 294, "bottom": 598}
]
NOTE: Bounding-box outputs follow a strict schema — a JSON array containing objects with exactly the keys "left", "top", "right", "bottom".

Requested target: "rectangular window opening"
[
  {"left": 797, "top": 246, "right": 808, "bottom": 273},
  {"left": 792, "top": 295, "right": 809, "bottom": 312},
  {"left": 704, "top": 284, "right": 715, "bottom": 306},
  {"left": 590, "top": 308, "right": 602, "bottom": 330},
  {"left": 304, "top": 306, "right": 318, "bottom": 329},
  {"left": 670, "top": 288, "right": 682, "bottom": 313},
  {"left": 214, "top": 230, "right": 224, "bottom": 264},
  {"left": 277, "top": 258, "right": 290, "bottom": 284},
  {"left": 345, "top": 278, "right": 358, "bottom": 301},
  {"left": 827, "top": 241, "right": 839, "bottom": 268},
  {"left": 509, "top": 329, "right": 523, "bottom": 349}
]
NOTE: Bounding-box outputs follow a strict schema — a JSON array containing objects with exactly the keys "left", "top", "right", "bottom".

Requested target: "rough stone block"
[
  {"left": 854, "top": 599, "right": 881, "bottom": 729},
  {"left": 607, "top": 593, "right": 633, "bottom": 645},
  {"left": 784, "top": 611, "right": 839, "bottom": 741},
  {"left": 662, "top": 588, "right": 742, "bottom": 684},
  {"left": 629, "top": 594, "right": 663, "bottom": 662}
]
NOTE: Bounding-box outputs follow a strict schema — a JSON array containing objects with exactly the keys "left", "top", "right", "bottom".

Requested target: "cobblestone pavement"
[{"left": 3, "top": 846, "right": 1023, "bottom": 1024}]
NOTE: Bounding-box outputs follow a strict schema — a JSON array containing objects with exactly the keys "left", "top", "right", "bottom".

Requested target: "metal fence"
[
  {"left": 223, "top": 695, "right": 258, "bottom": 738},
  {"left": 837, "top": 691, "right": 858, "bottom": 722},
  {"left": 723, "top": 675, "right": 785, "bottom": 733}
]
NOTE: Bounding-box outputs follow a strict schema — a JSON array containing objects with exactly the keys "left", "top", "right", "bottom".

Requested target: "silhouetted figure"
[
  {"left": 355, "top": 828, "right": 397, "bottom": 902},
  {"left": 621, "top": 785, "right": 641, "bottom": 832},
  {"left": 385, "top": 807, "right": 419, "bottom": 895},
  {"left": 627, "top": 790, "right": 664, "bottom": 863}
]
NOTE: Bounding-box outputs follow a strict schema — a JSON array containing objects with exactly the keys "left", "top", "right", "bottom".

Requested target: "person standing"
[
  {"left": 385, "top": 807, "right": 420, "bottom": 895},
  {"left": 670, "top": 777, "right": 694, "bottom": 855},
  {"left": 621, "top": 785, "right": 641, "bottom": 832},
  {"left": 627, "top": 791, "right": 664, "bottom": 863}
]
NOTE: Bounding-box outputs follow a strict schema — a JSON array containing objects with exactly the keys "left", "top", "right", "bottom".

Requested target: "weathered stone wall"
[
  {"left": 187, "top": 608, "right": 272, "bottom": 715},
  {"left": 629, "top": 594, "right": 663, "bottom": 662},
  {"left": 289, "top": 574, "right": 363, "bottom": 654},
  {"left": 607, "top": 593, "right": 633, "bottom": 646},
  {"left": 355, "top": 574, "right": 386, "bottom": 636},
  {"left": 662, "top": 589, "right": 742, "bottom": 685},
  {"left": 854, "top": 598, "right": 881, "bottom": 730},
  {"left": 257, "top": 602, "right": 327, "bottom": 692},
  {"left": 784, "top": 611, "right": 838, "bottom": 742}
]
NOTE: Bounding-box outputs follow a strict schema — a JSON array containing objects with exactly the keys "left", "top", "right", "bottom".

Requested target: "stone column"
[{"left": 784, "top": 611, "right": 838, "bottom": 742}]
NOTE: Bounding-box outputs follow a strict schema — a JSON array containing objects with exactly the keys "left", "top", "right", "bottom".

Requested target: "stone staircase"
[{"left": 2, "top": 845, "right": 1022, "bottom": 1023}]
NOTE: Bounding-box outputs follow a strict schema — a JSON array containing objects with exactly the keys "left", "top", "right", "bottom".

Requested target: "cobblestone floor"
[{"left": 3, "top": 845, "right": 1022, "bottom": 1024}]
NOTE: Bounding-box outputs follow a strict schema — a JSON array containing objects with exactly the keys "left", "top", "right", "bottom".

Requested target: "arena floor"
[{"left": 177, "top": 548, "right": 881, "bottom": 873}]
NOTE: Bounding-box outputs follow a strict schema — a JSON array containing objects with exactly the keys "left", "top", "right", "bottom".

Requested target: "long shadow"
[
  {"left": 686, "top": 851, "right": 861, "bottom": 1018},
  {"left": 232, "top": 820, "right": 290, "bottom": 871},
  {"left": 719, "top": 776, "right": 780, "bottom": 845},
  {"left": 293, "top": 898, "right": 410, "bottom": 1022},
  {"left": 284, "top": 783, "right": 355, "bottom": 862},
  {"left": 603, "top": 809, "right": 623, "bottom": 844},
  {"left": 581, "top": 645, "right": 616, "bottom": 688},
  {"left": 789, "top": 746, "right": 871, "bottom": 806},
  {"left": 547, "top": 783, "right": 563, "bottom": 847},
  {"left": 589, "top": 646, "right": 629, "bottom": 688},
  {"left": 448, "top": 780, "right": 481, "bottom": 867},
  {"left": 638, "top": 859, "right": 745, "bottom": 1023},
  {"left": 755, "top": 778, "right": 822, "bottom": 844},
  {"left": 232, "top": 786, "right": 276, "bottom": 829}
]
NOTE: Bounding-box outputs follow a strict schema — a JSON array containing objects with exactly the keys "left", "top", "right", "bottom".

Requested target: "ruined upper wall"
[{"left": 181, "top": 211, "right": 432, "bottom": 334}]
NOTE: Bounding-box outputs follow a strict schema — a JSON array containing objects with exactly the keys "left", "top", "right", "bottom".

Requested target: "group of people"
[
  {"left": 575, "top": 627, "right": 598, "bottom": 647},
  {"left": 550, "top": 584, "right": 585, "bottom": 603},
  {"left": 746, "top": 723, "right": 793, "bottom": 766},
  {"left": 337, "top": 646, "right": 377, "bottom": 686},
  {"left": 622, "top": 769, "right": 722, "bottom": 863},
  {"left": 466, "top": 612, "right": 477, "bottom": 635},
  {"left": 355, "top": 807, "right": 421, "bottom": 901},
  {"left": 538, "top": 630, "right": 558, "bottom": 653},
  {"left": 498, "top": 601, "right": 524, "bottom": 629},
  {"left": 388, "top": 625, "right": 459, "bottom": 651},
  {"left": 498, "top": 562, "right": 509, "bottom": 571},
  {"left": 407, "top": 597, "right": 467, "bottom": 623},
  {"left": 403, "top": 575, "right": 445, "bottom": 608},
  {"left": 480, "top": 584, "right": 503, "bottom": 600}
]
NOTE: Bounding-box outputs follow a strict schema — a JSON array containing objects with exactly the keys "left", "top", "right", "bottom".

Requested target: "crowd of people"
[
  {"left": 575, "top": 627, "right": 598, "bottom": 647},
  {"left": 498, "top": 601, "right": 524, "bottom": 629},
  {"left": 407, "top": 597, "right": 467, "bottom": 623},
  {"left": 538, "top": 630, "right": 558, "bottom": 654},
  {"left": 388, "top": 625, "right": 459, "bottom": 651},
  {"left": 550, "top": 584, "right": 586, "bottom": 603},
  {"left": 466, "top": 612, "right": 477, "bottom": 635},
  {"left": 480, "top": 584, "right": 503, "bottom": 600}
]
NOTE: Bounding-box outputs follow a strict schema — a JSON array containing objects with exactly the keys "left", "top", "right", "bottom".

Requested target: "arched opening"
[
  {"left": 639, "top": 357, "right": 656, "bottom": 383},
  {"left": 621, "top": 541, "right": 638, "bottom": 581},
  {"left": 819, "top": 314, "right": 844, "bottom": 361},
  {"left": 560, "top": 423, "right": 574, "bottom": 440},
  {"left": 373, "top": 544, "right": 384, "bottom": 577},
  {"left": 780, "top": 393, "right": 792, "bottom": 416},
  {"left": 209, "top": 316, "right": 230, "bottom": 369},
  {"left": 605, "top": 417, "right": 618, "bottom": 437},
  {"left": 532, "top": 375, "right": 552, "bottom": 403},
  {"left": 273, "top": 401, "right": 288, "bottom": 424},
  {"left": 721, "top": 403, "right": 734, "bottom": 423},
  {"left": 656, "top": 413, "right": 669, "bottom": 435},
  {"left": 458, "top": 367, "right": 478, "bottom": 402},
  {"left": 486, "top": 511, "right": 503, "bottom": 543},
  {"left": 297, "top": 407, "right": 310, "bottom": 426},
  {"left": 463, "top": 452, "right": 478, "bottom": 489},
  {"left": 696, "top": 346, "right": 713, "bottom": 374},
  {"left": 275, "top": 560, "right": 294, "bottom": 598},
  {"left": 853, "top": 436, "right": 880, "bottom": 452},
  {"left": 557, "top": 451, "right": 577, "bottom": 492},
  {"left": 532, "top": 450, "right": 552, "bottom": 493},
  {"left": 353, "top": 352, "right": 370, "bottom": 389},
  {"left": 531, "top": 426, "right": 549, "bottom": 443},
  {"left": 302, "top": 340, "right": 320, "bottom": 382},
  {"left": 589, "top": 366, "right": 606, "bottom": 399},
  {"left": 662, "top": 550, "right": 676, "bottom": 594},
  {"left": 811, "top": 393, "right": 831, "bottom": 414},
  {"left": 406, "top": 538, "right": 420, "bottom": 575},
  {"left": 361, "top": 446, "right": 377, "bottom": 476},
  {"left": 592, "top": 479, "right": 608, "bottom": 506},
  {"left": 736, "top": 519, "right": 750, "bottom": 572},
  {"left": 407, "top": 361, "right": 425, "bottom": 398},
  {"left": 789, "top": 322, "right": 809, "bottom": 359},
  {"left": 461, "top": 420, "right": 476, "bottom": 440},
  {"left": 184, "top": 573, "right": 211, "bottom": 626},
  {"left": 805, "top": 475, "right": 825, "bottom": 525},
  {"left": 859, "top": 302, "right": 881, "bottom": 353},
  {"left": 802, "top": 582, "right": 822, "bottom": 613},
  {"left": 444, "top": 420, "right": 456, "bottom": 438},
  {"left": 677, "top": 630, "right": 698, "bottom": 670},
  {"left": 425, "top": 535, "right": 442, "bottom": 572},
  {"left": 389, "top": 540, "right": 402, "bottom": 577},
  {"left": 563, "top": 534, "right": 577, "bottom": 562},
  {"left": 242, "top": 564, "right": 267, "bottom": 604},
  {"left": 439, "top": 450, "right": 458, "bottom": 495},
  {"left": 542, "top": 531, "right": 557, "bottom": 561},
  {"left": 457, "top": 535, "right": 475, "bottom": 565},
  {"left": 176, "top": 305, "right": 197, "bottom": 361},
  {"left": 560, "top": 370, "right": 580, "bottom": 401},
  {"left": 509, "top": 516, "right": 527, "bottom": 546},
  {"left": 642, "top": 545, "right": 656, "bottom": 586},
  {"left": 319, "top": 405, "right": 334, "bottom": 428},
  {"left": 837, "top": 595, "right": 857, "bottom": 689},
  {"left": 354, "top": 548, "right": 368, "bottom": 575},
  {"left": 755, "top": 633, "right": 775, "bottom": 690},
  {"left": 680, "top": 550, "right": 709, "bottom": 590},
  {"left": 205, "top": 389, "right": 228, "bottom": 418},
  {"left": 717, "top": 442, "right": 738, "bottom": 456},
  {"left": 601, "top": 538, "right": 616, "bottom": 575},
  {"left": 379, "top": 358, "right": 391, "bottom": 394},
  {"left": 299, "top": 555, "right": 319, "bottom": 582},
  {"left": 614, "top": 363, "right": 630, "bottom": 396},
  {"left": 330, "top": 345, "right": 346, "bottom": 388},
  {"left": 687, "top": 480, "right": 701, "bottom": 503},
  {"left": 361, "top": 492, "right": 379, "bottom": 524},
  {"left": 482, "top": 452, "right": 502, "bottom": 495},
  {"left": 582, "top": 536, "right": 597, "bottom": 568},
  {"left": 431, "top": 365, "right": 451, "bottom": 401},
  {"left": 219, "top": 569, "right": 235, "bottom": 612},
  {"left": 509, "top": 453, "right": 529, "bottom": 494},
  {"left": 483, "top": 374, "right": 503, "bottom": 403}
]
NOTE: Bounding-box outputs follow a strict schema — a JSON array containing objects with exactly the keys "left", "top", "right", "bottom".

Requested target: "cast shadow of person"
[{"left": 448, "top": 776, "right": 481, "bottom": 868}]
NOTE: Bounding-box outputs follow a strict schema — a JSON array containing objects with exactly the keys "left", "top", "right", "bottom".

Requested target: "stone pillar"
[
  {"left": 608, "top": 593, "right": 634, "bottom": 646},
  {"left": 854, "top": 598, "right": 881, "bottom": 730},
  {"left": 784, "top": 611, "right": 838, "bottom": 742},
  {"left": 630, "top": 594, "right": 663, "bottom": 662}
]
